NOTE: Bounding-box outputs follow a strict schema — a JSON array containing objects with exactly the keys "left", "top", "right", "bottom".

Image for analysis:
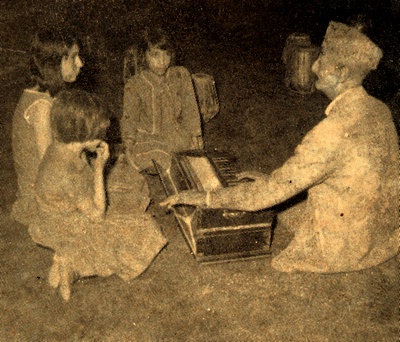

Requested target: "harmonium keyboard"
[{"left": 154, "top": 150, "right": 275, "bottom": 263}]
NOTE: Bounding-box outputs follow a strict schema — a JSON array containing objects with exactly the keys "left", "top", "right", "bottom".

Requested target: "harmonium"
[{"left": 154, "top": 150, "right": 276, "bottom": 263}]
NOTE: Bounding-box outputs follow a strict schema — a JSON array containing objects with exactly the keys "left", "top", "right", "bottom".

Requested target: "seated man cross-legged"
[{"left": 161, "top": 21, "right": 399, "bottom": 273}]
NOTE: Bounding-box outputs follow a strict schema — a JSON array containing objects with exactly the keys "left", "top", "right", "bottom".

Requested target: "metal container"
[
  {"left": 286, "top": 45, "right": 320, "bottom": 94},
  {"left": 282, "top": 32, "right": 311, "bottom": 65},
  {"left": 192, "top": 73, "right": 220, "bottom": 123}
]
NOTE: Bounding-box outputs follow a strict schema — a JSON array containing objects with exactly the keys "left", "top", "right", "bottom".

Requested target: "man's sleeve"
[{"left": 209, "top": 119, "right": 341, "bottom": 211}]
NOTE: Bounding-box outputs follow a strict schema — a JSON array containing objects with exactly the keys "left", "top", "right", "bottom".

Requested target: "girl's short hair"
[
  {"left": 51, "top": 90, "right": 110, "bottom": 143},
  {"left": 136, "top": 27, "right": 175, "bottom": 71},
  {"left": 30, "top": 29, "right": 79, "bottom": 96}
]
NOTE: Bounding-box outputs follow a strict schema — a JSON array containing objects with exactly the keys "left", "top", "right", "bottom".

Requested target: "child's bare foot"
[
  {"left": 48, "top": 255, "right": 61, "bottom": 289},
  {"left": 57, "top": 257, "right": 74, "bottom": 302}
]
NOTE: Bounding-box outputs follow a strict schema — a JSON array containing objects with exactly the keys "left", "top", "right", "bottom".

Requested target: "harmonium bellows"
[{"left": 155, "top": 150, "right": 275, "bottom": 263}]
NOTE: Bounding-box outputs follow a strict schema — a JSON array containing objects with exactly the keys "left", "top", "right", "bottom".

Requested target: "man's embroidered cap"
[{"left": 322, "top": 21, "right": 382, "bottom": 70}]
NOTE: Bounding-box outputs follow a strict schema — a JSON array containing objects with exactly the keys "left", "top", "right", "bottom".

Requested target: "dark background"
[{"left": 1, "top": 0, "right": 400, "bottom": 101}]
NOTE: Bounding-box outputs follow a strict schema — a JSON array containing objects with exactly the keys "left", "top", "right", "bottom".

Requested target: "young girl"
[
  {"left": 121, "top": 27, "right": 203, "bottom": 172},
  {"left": 11, "top": 28, "right": 84, "bottom": 225},
  {"left": 29, "top": 89, "right": 167, "bottom": 301}
]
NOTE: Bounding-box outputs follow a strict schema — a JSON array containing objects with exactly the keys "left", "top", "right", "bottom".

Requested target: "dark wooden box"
[{"left": 155, "top": 150, "right": 275, "bottom": 263}]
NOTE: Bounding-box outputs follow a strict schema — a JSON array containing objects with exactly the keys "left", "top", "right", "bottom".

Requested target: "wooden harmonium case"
[{"left": 155, "top": 150, "right": 275, "bottom": 263}]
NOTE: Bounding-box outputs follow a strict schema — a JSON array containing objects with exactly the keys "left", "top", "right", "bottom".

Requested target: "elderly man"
[{"left": 161, "top": 21, "right": 399, "bottom": 273}]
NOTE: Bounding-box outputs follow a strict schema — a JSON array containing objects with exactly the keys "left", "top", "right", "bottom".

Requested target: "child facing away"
[
  {"left": 29, "top": 89, "right": 167, "bottom": 301},
  {"left": 121, "top": 27, "right": 203, "bottom": 173},
  {"left": 11, "top": 28, "right": 84, "bottom": 225}
]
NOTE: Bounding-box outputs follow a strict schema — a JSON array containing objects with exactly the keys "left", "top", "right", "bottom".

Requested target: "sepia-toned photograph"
[{"left": 0, "top": 0, "right": 399, "bottom": 341}]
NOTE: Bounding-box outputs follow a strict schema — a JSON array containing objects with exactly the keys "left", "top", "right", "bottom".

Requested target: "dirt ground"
[{"left": 1, "top": 3, "right": 399, "bottom": 341}]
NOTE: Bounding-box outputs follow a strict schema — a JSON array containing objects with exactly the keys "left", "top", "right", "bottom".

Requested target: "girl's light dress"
[
  {"left": 29, "top": 142, "right": 167, "bottom": 281},
  {"left": 11, "top": 89, "right": 52, "bottom": 225}
]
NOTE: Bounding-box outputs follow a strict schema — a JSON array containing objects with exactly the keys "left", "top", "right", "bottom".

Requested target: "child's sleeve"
[
  {"left": 64, "top": 167, "right": 101, "bottom": 221},
  {"left": 176, "top": 67, "right": 203, "bottom": 140},
  {"left": 121, "top": 81, "right": 142, "bottom": 146},
  {"left": 25, "top": 99, "right": 52, "bottom": 159}
]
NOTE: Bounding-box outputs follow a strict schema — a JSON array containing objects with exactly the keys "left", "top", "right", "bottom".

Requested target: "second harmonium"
[{"left": 155, "top": 150, "right": 275, "bottom": 263}]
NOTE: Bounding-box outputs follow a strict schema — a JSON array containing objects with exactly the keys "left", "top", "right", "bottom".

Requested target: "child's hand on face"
[
  {"left": 94, "top": 141, "right": 109, "bottom": 167},
  {"left": 82, "top": 140, "right": 101, "bottom": 152}
]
